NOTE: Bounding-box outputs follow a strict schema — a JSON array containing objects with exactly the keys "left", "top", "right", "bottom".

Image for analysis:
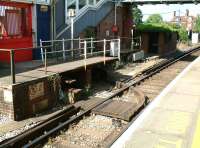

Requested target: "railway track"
[{"left": 1, "top": 46, "right": 200, "bottom": 148}]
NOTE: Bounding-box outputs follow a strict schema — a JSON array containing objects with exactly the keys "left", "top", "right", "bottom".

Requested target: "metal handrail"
[{"left": 1, "top": 38, "right": 120, "bottom": 84}]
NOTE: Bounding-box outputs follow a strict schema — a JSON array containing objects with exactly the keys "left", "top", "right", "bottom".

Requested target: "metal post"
[
  {"left": 131, "top": 29, "right": 134, "bottom": 50},
  {"left": 44, "top": 48, "right": 47, "bottom": 74},
  {"left": 76, "top": 0, "right": 79, "bottom": 13},
  {"left": 103, "top": 39, "right": 106, "bottom": 65},
  {"left": 114, "top": 1, "right": 117, "bottom": 25},
  {"left": 62, "top": 38, "right": 66, "bottom": 60},
  {"left": 40, "top": 39, "right": 44, "bottom": 62},
  {"left": 10, "top": 50, "right": 15, "bottom": 84},
  {"left": 84, "top": 40, "right": 87, "bottom": 70},
  {"left": 84, "top": 40, "right": 87, "bottom": 60},
  {"left": 79, "top": 37, "right": 81, "bottom": 49},
  {"left": 91, "top": 37, "right": 93, "bottom": 55},
  {"left": 118, "top": 38, "right": 121, "bottom": 61},
  {"left": 65, "top": 0, "right": 68, "bottom": 24},
  {"left": 71, "top": 18, "right": 74, "bottom": 59}
]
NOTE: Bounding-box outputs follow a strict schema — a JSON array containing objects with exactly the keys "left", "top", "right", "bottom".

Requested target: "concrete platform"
[
  {"left": 111, "top": 56, "right": 200, "bottom": 148},
  {"left": 0, "top": 56, "right": 117, "bottom": 85},
  {"left": 0, "top": 56, "right": 117, "bottom": 120}
]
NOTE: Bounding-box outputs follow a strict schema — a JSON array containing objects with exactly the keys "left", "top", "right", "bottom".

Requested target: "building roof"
[{"left": 137, "top": 23, "right": 177, "bottom": 33}]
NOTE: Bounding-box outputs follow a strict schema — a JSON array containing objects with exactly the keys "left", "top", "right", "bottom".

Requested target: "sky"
[{"left": 138, "top": 4, "right": 200, "bottom": 21}]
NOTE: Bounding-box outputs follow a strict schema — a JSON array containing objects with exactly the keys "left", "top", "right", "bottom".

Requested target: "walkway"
[
  {"left": 0, "top": 56, "right": 117, "bottom": 85},
  {"left": 111, "top": 55, "right": 200, "bottom": 148}
]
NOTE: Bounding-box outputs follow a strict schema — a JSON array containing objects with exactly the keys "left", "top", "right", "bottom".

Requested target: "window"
[{"left": 0, "top": 5, "right": 31, "bottom": 39}]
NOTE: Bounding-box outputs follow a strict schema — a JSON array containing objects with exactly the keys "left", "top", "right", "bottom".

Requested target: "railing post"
[
  {"left": 103, "top": 39, "right": 106, "bottom": 65},
  {"left": 62, "top": 38, "right": 66, "bottom": 61},
  {"left": 118, "top": 37, "right": 121, "bottom": 61},
  {"left": 84, "top": 40, "right": 87, "bottom": 60},
  {"left": 44, "top": 48, "right": 47, "bottom": 74},
  {"left": 84, "top": 40, "right": 87, "bottom": 70},
  {"left": 71, "top": 18, "right": 74, "bottom": 59},
  {"left": 40, "top": 39, "right": 44, "bottom": 62},
  {"left": 10, "top": 49, "right": 15, "bottom": 84},
  {"left": 91, "top": 37, "right": 93, "bottom": 55},
  {"left": 79, "top": 37, "right": 81, "bottom": 49}
]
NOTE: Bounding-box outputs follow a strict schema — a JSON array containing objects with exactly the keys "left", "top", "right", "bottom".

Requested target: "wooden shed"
[{"left": 137, "top": 23, "right": 177, "bottom": 55}]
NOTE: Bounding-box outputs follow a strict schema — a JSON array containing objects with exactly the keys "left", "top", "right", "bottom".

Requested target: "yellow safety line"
[{"left": 192, "top": 112, "right": 200, "bottom": 148}]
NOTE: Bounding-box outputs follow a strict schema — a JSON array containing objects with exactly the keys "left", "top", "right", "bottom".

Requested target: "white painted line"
[{"left": 111, "top": 56, "right": 200, "bottom": 148}]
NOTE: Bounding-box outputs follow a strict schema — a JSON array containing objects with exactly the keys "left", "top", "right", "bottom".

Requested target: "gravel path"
[{"left": 44, "top": 115, "right": 125, "bottom": 148}]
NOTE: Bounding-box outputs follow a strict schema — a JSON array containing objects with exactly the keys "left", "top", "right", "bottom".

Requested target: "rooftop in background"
[{"left": 139, "top": 4, "right": 200, "bottom": 21}]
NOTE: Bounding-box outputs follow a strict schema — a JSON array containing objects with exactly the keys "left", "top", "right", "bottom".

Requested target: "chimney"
[
  {"left": 186, "top": 9, "right": 189, "bottom": 17},
  {"left": 173, "top": 11, "right": 176, "bottom": 17}
]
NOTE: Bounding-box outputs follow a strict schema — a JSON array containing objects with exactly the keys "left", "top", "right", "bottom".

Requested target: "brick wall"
[
  {"left": 140, "top": 32, "right": 177, "bottom": 55},
  {"left": 0, "top": 75, "right": 60, "bottom": 121},
  {"left": 96, "top": 4, "right": 132, "bottom": 50}
]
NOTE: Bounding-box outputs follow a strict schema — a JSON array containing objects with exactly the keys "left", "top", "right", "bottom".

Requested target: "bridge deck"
[
  {"left": 111, "top": 55, "right": 200, "bottom": 148},
  {"left": 0, "top": 56, "right": 117, "bottom": 85}
]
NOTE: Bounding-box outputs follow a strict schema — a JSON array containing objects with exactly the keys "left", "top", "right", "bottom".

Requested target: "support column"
[
  {"left": 85, "top": 68, "right": 92, "bottom": 89},
  {"left": 65, "top": 0, "right": 68, "bottom": 24},
  {"left": 76, "top": 0, "right": 79, "bottom": 14}
]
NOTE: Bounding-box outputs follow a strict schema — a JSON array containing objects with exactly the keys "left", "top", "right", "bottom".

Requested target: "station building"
[
  {"left": 0, "top": 0, "right": 51, "bottom": 63},
  {"left": 55, "top": 0, "right": 133, "bottom": 50}
]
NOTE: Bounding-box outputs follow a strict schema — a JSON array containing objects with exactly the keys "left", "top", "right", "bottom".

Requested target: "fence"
[
  {"left": 40, "top": 37, "right": 121, "bottom": 63},
  {"left": 0, "top": 36, "right": 141, "bottom": 84},
  {"left": 0, "top": 38, "right": 120, "bottom": 84}
]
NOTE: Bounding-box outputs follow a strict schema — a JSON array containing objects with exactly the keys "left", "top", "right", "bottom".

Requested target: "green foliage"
[
  {"left": 146, "top": 14, "right": 163, "bottom": 24},
  {"left": 169, "top": 23, "right": 188, "bottom": 42},
  {"left": 137, "top": 23, "right": 177, "bottom": 32},
  {"left": 132, "top": 5, "right": 143, "bottom": 26},
  {"left": 194, "top": 15, "right": 200, "bottom": 33},
  {"left": 137, "top": 22, "right": 189, "bottom": 42},
  {"left": 177, "top": 26, "right": 189, "bottom": 42}
]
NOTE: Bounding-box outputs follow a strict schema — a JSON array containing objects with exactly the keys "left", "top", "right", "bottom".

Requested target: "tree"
[
  {"left": 146, "top": 14, "right": 163, "bottom": 24},
  {"left": 132, "top": 5, "right": 143, "bottom": 26},
  {"left": 194, "top": 15, "right": 200, "bottom": 32}
]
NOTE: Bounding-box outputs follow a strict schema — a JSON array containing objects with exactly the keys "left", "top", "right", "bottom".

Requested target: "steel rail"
[{"left": 0, "top": 105, "right": 79, "bottom": 148}]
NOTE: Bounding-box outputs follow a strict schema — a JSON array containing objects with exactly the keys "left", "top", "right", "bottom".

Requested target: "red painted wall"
[
  {"left": 0, "top": 2, "right": 33, "bottom": 63},
  {"left": 0, "top": 37, "right": 33, "bottom": 63}
]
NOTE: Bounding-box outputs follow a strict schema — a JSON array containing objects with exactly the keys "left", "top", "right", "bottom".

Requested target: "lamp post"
[{"left": 68, "top": 9, "right": 76, "bottom": 58}]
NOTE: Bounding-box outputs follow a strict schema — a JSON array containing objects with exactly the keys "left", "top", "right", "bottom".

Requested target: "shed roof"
[{"left": 137, "top": 23, "right": 177, "bottom": 33}]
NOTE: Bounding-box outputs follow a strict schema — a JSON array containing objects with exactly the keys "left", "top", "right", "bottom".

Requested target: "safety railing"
[
  {"left": 40, "top": 37, "right": 95, "bottom": 61},
  {"left": 0, "top": 38, "right": 120, "bottom": 84},
  {"left": 0, "top": 45, "right": 52, "bottom": 84}
]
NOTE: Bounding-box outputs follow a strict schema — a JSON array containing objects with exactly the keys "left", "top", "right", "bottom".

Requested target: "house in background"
[
  {"left": 171, "top": 9, "right": 196, "bottom": 39},
  {"left": 0, "top": 0, "right": 51, "bottom": 63}
]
